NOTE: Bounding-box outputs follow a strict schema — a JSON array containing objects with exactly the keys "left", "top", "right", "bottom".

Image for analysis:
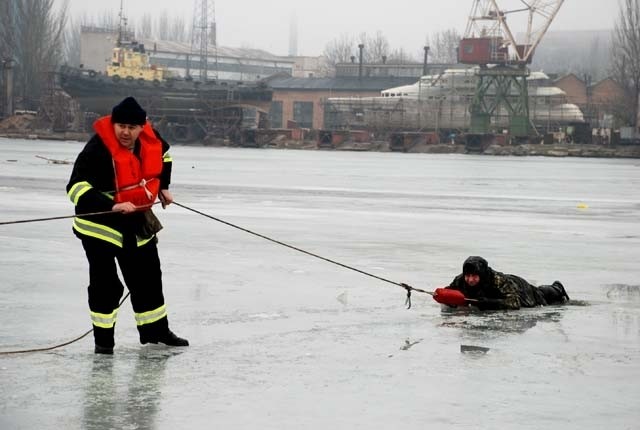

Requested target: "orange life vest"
[{"left": 93, "top": 116, "right": 163, "bottom": 208}]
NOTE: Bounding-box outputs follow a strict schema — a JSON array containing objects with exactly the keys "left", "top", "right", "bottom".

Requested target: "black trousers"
[{"left": 82, "top": 237, "right": 169, "bottom": 346}]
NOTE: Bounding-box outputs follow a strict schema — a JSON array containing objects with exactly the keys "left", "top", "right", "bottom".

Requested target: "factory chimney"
[{"left": 288, "top": 11, "right": 298, "bottom": 56}]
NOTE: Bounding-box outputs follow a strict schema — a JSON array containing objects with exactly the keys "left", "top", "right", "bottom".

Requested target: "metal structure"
[
  {"left": 460, "top": 0, "right": 565, "bottom": 136},
  {"left": 190, "top": 0, "right": 218, "bottom": 82}
]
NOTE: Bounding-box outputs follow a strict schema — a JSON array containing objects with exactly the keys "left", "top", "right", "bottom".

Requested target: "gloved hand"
[{"left": 472, "top": 297, "right": 504, "bottom": 310}]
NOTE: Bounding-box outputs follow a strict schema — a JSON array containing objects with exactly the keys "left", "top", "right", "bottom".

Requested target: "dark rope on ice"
[
  {"left": 0, "top": 202, "right": 160, "bottom": 226},
  {"left": 173, "top": 201, "right": 433, "bottom": 308},
  {"left": 0, "top": 293, "right": 130, "bottom": 355}
]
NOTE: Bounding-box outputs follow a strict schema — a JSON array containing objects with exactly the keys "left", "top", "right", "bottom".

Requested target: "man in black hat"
[
  {"left": 66, "top": 96, "right": 189, "bottom": 354},
  {"left": 441, "top": 256, "right": 570, "bottom": 310}
]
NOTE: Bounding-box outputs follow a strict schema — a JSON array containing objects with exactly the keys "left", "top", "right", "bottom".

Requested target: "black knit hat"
[
  {"left": 463, "top": 256, "right": 489, "bottom": 276},
  {"left": 111, "top": 96, "right": 146, "bottom": 125}
]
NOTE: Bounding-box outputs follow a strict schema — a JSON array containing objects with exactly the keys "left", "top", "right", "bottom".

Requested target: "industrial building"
[
  {"left": 266, "top": 75, "right": 419, "bottom": 129},
  {"left": 554, "top": 74, "right": 626, "bottom": 128},
  {"left": 79, "top": 26, "right": 295, "bottom": 82}
]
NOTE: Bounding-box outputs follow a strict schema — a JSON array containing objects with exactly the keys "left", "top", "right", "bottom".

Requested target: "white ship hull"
[{"left": 325, "top": 68, "right": 584, "bottom": 132}]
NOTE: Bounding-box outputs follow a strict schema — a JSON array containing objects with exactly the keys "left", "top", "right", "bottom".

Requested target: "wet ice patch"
[
  {"left": 439, "top": 309, "right": 564, "bottom": 334},
  {"left": 246, "top": 312, "right": 287, "bottom": 321},
  {"left": 605, "top": 284, "right": 640, "bottom": 301}
]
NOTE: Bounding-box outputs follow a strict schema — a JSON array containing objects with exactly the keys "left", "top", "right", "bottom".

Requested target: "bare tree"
[
  {"left": 169, "top": 15, "right": 188, "bottom": 43},
  {"left": 424, "top": 29, "right": 461, "bottom": 64},
  {"left": 137, "top": 13, "right": 153, "bottom": 40},
  {"left": 387, "top": 48, "right": 416, "bottom": 64},
  {"left": 323, "top": 33, "right": 356, "bottom": 67},
  {"left": 358, "top": 31, "right": 389, "bottom": 63},
  {"left": 7, "top": 0, "right": 68, "bottom": 109},
  {"left": 96, "top": 10, "right": 118, "bottom": 30},
  {"left": 611, "top": 0, "right": 640, "bottom": 128},
  {"left": 157, "top": 10, "right": 170, "bottom": 41},
  {"left": 64, "top": 16, "right": 84, "bottom": 67}
]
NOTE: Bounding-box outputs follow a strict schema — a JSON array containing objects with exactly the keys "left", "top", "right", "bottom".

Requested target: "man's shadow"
[{"left": 82, "top": 348, "right": 183, "bottom": 430}]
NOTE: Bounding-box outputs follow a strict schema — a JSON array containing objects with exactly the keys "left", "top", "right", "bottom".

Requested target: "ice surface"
[{"left": 1, "top": 138, "right": 639, "bottom": 429}]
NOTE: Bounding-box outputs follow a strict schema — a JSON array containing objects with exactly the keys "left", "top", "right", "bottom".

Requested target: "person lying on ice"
[{"left": 435, "top": 256, "right": 570, "bottom": 310}]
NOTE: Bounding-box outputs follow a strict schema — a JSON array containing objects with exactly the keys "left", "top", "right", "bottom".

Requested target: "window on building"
[
  {"left": 324, "top": 104, "right": 339, "bottom": 129},
  {"left": 293, "top": 101, "right": 313, "bottom": 128},
  {"left": 269, "top": 101, "right": 283, "bottom": 129}
]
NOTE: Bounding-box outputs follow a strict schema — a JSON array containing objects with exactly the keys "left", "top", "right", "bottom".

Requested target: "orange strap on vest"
[{"left": 94, "top": 116, "right": 163, "bottom": 208}]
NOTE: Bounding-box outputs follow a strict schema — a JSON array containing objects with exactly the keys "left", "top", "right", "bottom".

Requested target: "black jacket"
[{"left": 66, "top": 129, "right": 171, "bottom": 245}]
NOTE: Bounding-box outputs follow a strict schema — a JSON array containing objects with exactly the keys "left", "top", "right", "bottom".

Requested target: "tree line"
[
  {"left": 1, "top": 0, "right": 67, "bottom": 110},
  {"left": 322, "top": 29, "right": 462, "bottom": 66},
  {"left": 1, "top": 0, "right": 639, "bottom": 129}
]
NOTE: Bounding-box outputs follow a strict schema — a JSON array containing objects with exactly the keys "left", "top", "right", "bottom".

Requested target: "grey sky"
[{"left": 65, "top": 0, "right": 619, "bottom": 56}]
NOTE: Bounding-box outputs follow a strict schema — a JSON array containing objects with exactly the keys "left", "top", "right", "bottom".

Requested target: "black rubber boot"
[
  {"left": 141, "top": 330, "right": 189, "bottom": 347},
  {"left": 554, "top": 281, "right": 570, "bottom": 301},
  {"left": 538, "top": 281, "right": 570, "bottom": 304},
  {"left": 94, "top": 344, "right": 114, "bottom": 354},
  {"left": 158, "top": 330, "right": 189, "bottom": 347},
  {"left": 93, "top": 326, "right": 115, "bottom": 354}
]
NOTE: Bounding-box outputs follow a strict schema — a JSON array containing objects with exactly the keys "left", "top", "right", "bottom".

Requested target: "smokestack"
[
  {"left": 288, "top": 11, "right": 298, "bottom": 56},
  {"left": 423, "top": 46, "right": 430, "bottom": 76},
  {"left": 210, "top": 21, "right": 217, "bottom": 47},
  {"left": 358, "top": 43, "right": 364, "bottom": 79},
  {"left": 382, "top": 55, "right": 387, "bottom": 65}
]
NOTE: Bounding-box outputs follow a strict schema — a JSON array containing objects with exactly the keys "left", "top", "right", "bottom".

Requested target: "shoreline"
[{"left": 1, "top": 131, "right": 639, "bottom": 159}]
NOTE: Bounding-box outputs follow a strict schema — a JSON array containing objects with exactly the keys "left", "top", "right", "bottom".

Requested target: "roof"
[
  {"left": 553, "top": 73, "right": 584, "bottom": 84},
  {"left": 141, "top": 39, "right": 292, "bottom": 63},
  {"left": 80, "top": 27, "right": 291, "bottom": 63},
  {"left": 267, "top": 76, "right": 418, "bottom": 91}
]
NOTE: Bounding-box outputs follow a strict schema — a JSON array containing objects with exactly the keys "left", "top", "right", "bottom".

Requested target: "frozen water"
[{"left": 1, "top": 138, "right": 639, "bottom": 429}]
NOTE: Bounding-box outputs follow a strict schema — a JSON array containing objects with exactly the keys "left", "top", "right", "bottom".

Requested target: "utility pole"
[{"left": 423, "top": 46, "right": 430, "bottom": 76}]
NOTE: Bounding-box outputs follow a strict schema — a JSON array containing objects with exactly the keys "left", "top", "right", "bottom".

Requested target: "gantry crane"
[{"left": 459, "top": 0, "right": 564, "bottom": 137}]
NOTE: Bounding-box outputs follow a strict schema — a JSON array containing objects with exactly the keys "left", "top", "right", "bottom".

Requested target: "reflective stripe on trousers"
[
  {"left": 91, "top": 308, "right": 120, "bottom": 329},
  {"left": 135, "top": 304, "right": 167, "bottom": 326}
]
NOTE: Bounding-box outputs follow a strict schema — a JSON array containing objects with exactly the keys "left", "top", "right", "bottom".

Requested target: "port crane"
[{"left": 459, "top": 0, "right": 565, "bottom": 137}]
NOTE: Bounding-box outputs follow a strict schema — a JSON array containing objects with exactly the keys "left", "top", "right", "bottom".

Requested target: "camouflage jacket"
[{"left": 447, "top": 270, "right": 546, "bottom": 310}]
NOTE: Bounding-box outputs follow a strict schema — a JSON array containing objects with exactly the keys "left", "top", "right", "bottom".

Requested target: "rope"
[
  {"left": 0, "top": 209, "right": 120, "bottom": 226},
  {"left": 0, "top": 293, "right": 130, "bottom": 355},
  {"left": 173, "top": 202, "right": 433, "bottom": 308},
  {"left": 0, "top": 200, "right": 432, "bottom": 355},
  {"left": 0, "top": 202, "right": 159, "bottom": 354},
  {"left": 0, "top": 202, "right": 160, "bottom": 226}
]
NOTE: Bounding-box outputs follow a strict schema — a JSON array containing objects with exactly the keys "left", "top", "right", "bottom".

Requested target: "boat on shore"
[
  {"left": 57, "top": 16, "right": 272, "bottom": 143},
  {"left": 324, "top": 68, "right": 584, "bottom": 134}
]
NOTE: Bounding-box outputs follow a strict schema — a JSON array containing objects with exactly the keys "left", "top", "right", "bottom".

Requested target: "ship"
[
  {"left": 58, "top": 22, "right": 272, "bottom": 142},
  {"left": 323, "top": 67, "right": 584, "bottom": 135}
]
